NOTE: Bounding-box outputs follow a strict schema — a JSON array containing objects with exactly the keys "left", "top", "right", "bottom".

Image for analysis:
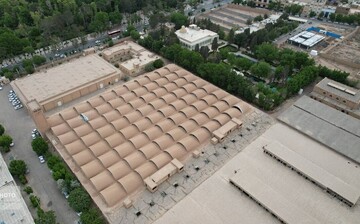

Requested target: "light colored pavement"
[{"left": 0, "top": 85, "right": 78, "bottom": 224}]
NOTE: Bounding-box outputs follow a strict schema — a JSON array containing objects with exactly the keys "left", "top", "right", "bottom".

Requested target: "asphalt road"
[{"left": 0, "top": 85, "right": 78, "bottom": 224}]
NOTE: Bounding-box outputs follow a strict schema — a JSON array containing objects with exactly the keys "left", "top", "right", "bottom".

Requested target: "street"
[{"left": 0, "top": 85, "right": 78, "bottom": 224}]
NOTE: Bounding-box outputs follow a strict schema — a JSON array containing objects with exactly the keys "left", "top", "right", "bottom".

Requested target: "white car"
[
  {"left": 0, "top": 86, "right": 2, "bottom": 90},
  {"left": 38, "top": 156, "right": 45, "bottom": 164},
  {"left": 10, "top": 142, "right": 14, "bottom": 147}
]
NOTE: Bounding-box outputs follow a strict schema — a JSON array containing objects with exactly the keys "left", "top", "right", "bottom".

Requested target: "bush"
[
  {"left": 46, "top": 155, "right": 62, "bottom": 170},
  {"left": 153, "top": 59, "right": 164, "bottom": 69},
  {"left": 9, "top": 160, "right": 27, "bottom": 177},
  {"left": 0, "top": 135, "right": 12, "bottom": 149},
  {"left": 31, "top": 137, "right": 49, "bottom": 156},
  {"left": 35, "top": 208, "right": 57, "bottom": 224},
  {"left": 24, "top": 186, "right": 33, "bottom": 194},
  {"left": 68, "top": 188, "right": 92, "bottom": 212},
  {"left": 19, "top": 175, "right": 28, "bottom": 185},
  {"left": 32, "top": 55, "right": 46, "bottom": 66},
  {"left": 0, "top": 124, "right": 4, "bottom": 135},
  {"left": 80, "top": 208, "right": 105, "bottom": 224},
  {"left": 30, "top": 194, "right": 40, "bottom": 208},
  {"left": 144, "top": 63, "right": 155, "bottom": 72}
]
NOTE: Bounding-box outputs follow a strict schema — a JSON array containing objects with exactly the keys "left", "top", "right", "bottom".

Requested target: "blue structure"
[{"left": 306, "top": 27, "right": 342, "bottom": 39}]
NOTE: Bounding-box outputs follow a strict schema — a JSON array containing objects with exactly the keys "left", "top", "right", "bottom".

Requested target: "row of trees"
[
  {"left": 0, "top": 124, "right": 13, "bottom": 153},
  {"left": 45, "top": 153, "right": 105, "bottom": 224},
  {"left": 232, "top": 16, "right": 299, "bottom": 50},
  {"left": 0, "top": 0, "right": 187, "bottom": 60},
  {"left": 328, "top": 13, "right": 360, "bottom": 25}
]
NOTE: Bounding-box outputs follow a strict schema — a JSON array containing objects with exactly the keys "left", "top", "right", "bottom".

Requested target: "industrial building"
[
  {"left": 102, "top": 41, "right": 162, "bottom": 75},
  {"left": 278, "top": 96, "right": 360, "bottom": 164},
  {"left": 288, "top": 31, "right": 325, "bottom": 49},
  {"left": 311, "top": 77, "right": 360, "bottom": 119},
  {"left": 43, "top": 64, "right": 252, "bottom": 220},
  {"left": 175, "top": 25, "right": 219, "bottom": 50},
  {"left": 11, "top": 54, "right": 123, "bottom": 112},
  {"left": 0, "top": 154, "right": 34, "bottom": 224},
  {"left": 155, "top": 123, "right": 360, "bottom": 224}
]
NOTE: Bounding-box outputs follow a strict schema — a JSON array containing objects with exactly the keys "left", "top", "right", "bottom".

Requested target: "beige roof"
[
  {"left": 11, "top": 54, "right": 120, "bottom": 104},
  {"left": 48, "top": 64, "right": 250, "bottom": 210},
  {"left": 264, "top": 141, "right": 360, "bottom": 205}
]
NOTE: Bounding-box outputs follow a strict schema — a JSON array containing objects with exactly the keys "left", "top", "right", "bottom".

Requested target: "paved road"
[{"left": 0, "top": 85, "right": 78, "bottom": 224}]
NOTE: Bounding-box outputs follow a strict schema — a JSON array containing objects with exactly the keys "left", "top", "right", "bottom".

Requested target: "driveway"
[{"left": 0, "top": 85, "right": 78, "bottom": 224}]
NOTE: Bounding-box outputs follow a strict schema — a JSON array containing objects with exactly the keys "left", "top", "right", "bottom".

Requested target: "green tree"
[
  {"left": 255, "top": 43, "right": 279, "bottom": 62},
  {"left": 250, "top": 61, "right": 272, "bottom": 79},
  {"left": 329, "top": 13, "right": 336, "bottom": 22},
  {"left": 199, "top": 46, "right": 210, "bottom": 59},
  {"left": 309, "top": 11, "right": 316, "bottom": 18},
  {"left": 246, "top": 18, "right": 252, "bottom": 25},
  {"left": 24, "top": 186, "right": 33, "bottom": 194},
  {"left": 153, "top": 59, "right": 164, "bottom": 68},
  {"left": 170, "top": 12, "right": 188, "bottom": 29},
  {"left": 0, "top": 134, "right": 12, "bottom": 150},
  {"left": 68, "top": 188, "right": 92, "bottom": 212},
  {"left": 211, "top": 38, "right": 218, "bottom": 51},
  {"left": 130, "top": 30, "right": 140, "bottom": 40},
  {"left": 318, "top": 11, "right": 324, "bottom": 19},
  {"left": 24, "top": 65, "right": 35, "bottom": 74},
  {"left": 227, "top": 29, "right": 235, "bottom": 44},
  {"left": 0, "top": 124, "right": 4, "bottom": 136},
  {"left": 31, "top": 137, "right": 49, "bottom": 156},
  {"left": 144, "top": 63, "right": 155, "bottom": 72},
  {"left": 32, "top": 55, "right": 46, "bottom": 66},
  {"left": 35, "top": 208, "right": 56, "bottom": 224},
  {"left": 80, "top": 208, "right": 105, "bottom": 224},
  {"left": 254, "top": 15, "right": 263, "bottom": 22},
  {"left": 9, "top": 160, "right": 27, "bottom": 177},
  {"left": 30, "top": 195, "right": 40, "bottom": 208}
]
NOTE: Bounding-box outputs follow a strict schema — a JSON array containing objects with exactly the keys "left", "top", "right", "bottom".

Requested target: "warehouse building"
[
  {"left": 155, "top": 123, "right": 360, "bottom": 224},
  {"left": 11, "top": 54, "right": 123, "bottom": 112},
  {"left": 278, "top": 96, "right": 360, "bottom": 164},
  {"left": 311, "top": 77, "right": 360, "bottom": 119},
  {"left": 44, "top": 64, "right": 252, "bottom": 219}
]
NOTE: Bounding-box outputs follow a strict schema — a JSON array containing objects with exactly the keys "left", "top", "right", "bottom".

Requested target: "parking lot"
[{"left": 0, "top": 84, "right": 78, "bottom": 224}]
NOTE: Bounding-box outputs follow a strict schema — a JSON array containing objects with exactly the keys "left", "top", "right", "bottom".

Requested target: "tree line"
[{"left": 0, "top": 0, "right": 187, "bottom": 60}]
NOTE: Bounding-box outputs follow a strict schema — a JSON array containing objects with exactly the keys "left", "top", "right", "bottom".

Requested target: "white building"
[{"left": 175, "top": 24, "right": 219, "bottom": 50}]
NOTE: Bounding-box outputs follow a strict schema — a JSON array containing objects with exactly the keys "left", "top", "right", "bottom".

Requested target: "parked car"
[
  {"left": 14, "top": 104, "right": 23, "bottom": 110},
  {"left": 38, "top": 156, "right": 45, "bottom": 164},
  {"left": 0, "top": 86, "right": 2, "bottom": 90},
  {"left": 10, "top": 142, "right": 14, "bottom": 147},
  {"left": 32, "top": 129, "right": 41, "bottom": 139}
]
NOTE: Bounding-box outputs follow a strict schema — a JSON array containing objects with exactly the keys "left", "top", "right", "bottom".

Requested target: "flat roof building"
[
  {"left": 0, "top": 154, "right": 34, "bottom": 224},
  {"left": 288, "top": 31, "right": 325, "bottom": 49},
  {"left": 11, "top": 54, "right": 122, "bottom": 112},
  {"left": 175, "top": 25, "right": 219, "bottom": 50},
  {"left": 155, "top": 123, "right": 360, "bottom": 224},
  {"left": 101, "top": 41, "right": 161, "bottom": 75},
  {"left": 278, "top": 96, "right": 360, "bottom": 164},
  {"left": 311, "top": 77, "right": 360, "bottom": 119},
  {"left": 44, "top": 64, "right": 252, "bottom": 222}
]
